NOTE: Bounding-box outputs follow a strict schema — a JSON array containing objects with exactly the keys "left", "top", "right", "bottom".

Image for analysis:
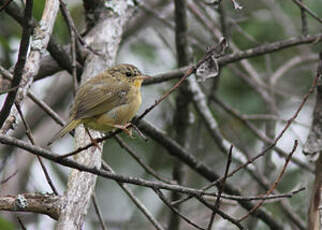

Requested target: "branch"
[
  {"left": 239, "top": 140, "right": 298, "bottom": 222},
  {"left": 114, "top": 135, "right": 174, "bottom": 184},
  {"left": 136, "top": 120, "right": 284, "bottom": 229},
  {"left": 15, "top": 102, "right": 59, "bottom": 195},
  {"left": 170, "top": 0, "right": 191, "bottom": 228},
  {"left": 291, "top": 0, "right": 322, "bottom": 24},
  {"left": 211, "top": 97, "right": 314, "bottom": 172},
  {"left": 101, "top": 161, "right": 165, "bottom": 230},
  {"left": 0, "top": 193, "right": 62, "bottom": 219},
  {"left": 0, "top": 0, "right": 60, "bottom": 134},
  {"left": 4, "top": 1, "right": 83, "bottom": 79},
  {"left": 305, "top": 53, "right": 322, "bottom": 230},
  {"left": 143, "top": 33, "right": 322, "bottom": 87},
  {"left": 0, "top": 0, "right": 33, "bottom": 129},
  {"left": 0, "top": 134, "right": 219, "bottom": 198},
  {"left": 154, "top": 188, "right": 205, "bottom": 230},
  {"left": 207, "top": 145, "right": 233, "bottom": 229},
  {"left": 218, "top": 33, "right": 322, "bottom": 65},
  {"left": 55, "top": 1, "right": 136, "bottom": 229}
]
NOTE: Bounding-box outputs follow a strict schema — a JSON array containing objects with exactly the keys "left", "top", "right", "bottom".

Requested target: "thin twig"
[
  {"left": 27, "top": 91, "right": 65, "bottom": 126},
  {"left": 130, "top": 123, "right": 148, "bottom": 141},
  {"left": 298, "top": 0, "right": 308, "bottom": 35},
  {"left": 59, "top": 0, "right": 101, "bottom": 57},
  {"left": 58, "top": 0, "right": 79, "bottom": 93},
  {"left": 196, "top": 196, "right": 244, "bottom": 229},
  {"left": 207, "top": 145, "right": 233, "bottom": 229},
  {"left": 92, "top": 194, "right": 108, "bottom": 230},
  {"left": 166, "top": 72, "right": 317, "bottom": 206},
  {"left": 141, "top": 34, "right": 322, "bottom": 87},
  {"left": 0, "top": 134, "right": 222, "bottom": 197},
  {"left": 0, "top": 67, "right": 66, "bottom": 127},
  {"left": 291, "top": 0, "right": 322, "bottom": 24},
  {"left": 0, "top": 0, "right": 13, "bottom": 12},
  {"left": 0, "top": 0, "right": 33, "bottom": 129},
  {"left": 238, "top": 140, "right": 298, "bottom": 222},
  {"left": 114, "top": 135, "right": 175, "bottom": 184},
  {"left": 0, "top": 86, "right": 21, "bottom": 95},
  {"left": 15, "top": 103, "right": 59, "bottom": 195},
  {"left": 242, "top": 114, "right": 309, "bottom": 127},
  {"left": 101, "top": 161, "right": 165, "bottom": 230},
  {"left": 138, "top": 40, "right": 226, "bottom": 121},
  {"left": 16, "top": 216, "right": 27, "bottom": 230},
  {"left": 172, "top": 187, "right": 305, "bottom": 205},
  {"left": 4, "top": 0, "right": 81, "bottom": 79},
  {"left": 0, "top": 170, "right": 18, "bottom": 185},
  {"left": 136, "top": 120, "right": 283, "bottom": 229},
  {"left": 154, "top": 188, "right": 206, "bottom": 230},
  {"left": 211, "top": 97, "right": 313, "bottom": 172}
]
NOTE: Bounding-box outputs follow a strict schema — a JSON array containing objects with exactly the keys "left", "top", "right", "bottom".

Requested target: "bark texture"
[{"left": 56, "top": 1, "right": 135, "bottom": 229}]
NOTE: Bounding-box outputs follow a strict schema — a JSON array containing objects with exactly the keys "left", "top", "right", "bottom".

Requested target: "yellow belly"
[{"left": 83, "top": 93, "right": 142, "bottom": 132}]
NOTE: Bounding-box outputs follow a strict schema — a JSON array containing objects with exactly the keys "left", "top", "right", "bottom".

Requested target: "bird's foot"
[
  {"left": 86, "top": 128, "right": 102, "bottom": 151},
  {"left": 113, "top": 123, "right": 133, "bottom": 137}
]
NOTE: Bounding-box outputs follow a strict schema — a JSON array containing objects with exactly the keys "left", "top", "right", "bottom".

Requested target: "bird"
[{"left": 48, "top": 64, "right": 151, "bottom": 145}]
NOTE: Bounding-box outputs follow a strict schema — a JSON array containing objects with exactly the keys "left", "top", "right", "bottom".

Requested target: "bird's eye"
[{"left": 125, "top": 71, "right": 132, "bottom": 77}]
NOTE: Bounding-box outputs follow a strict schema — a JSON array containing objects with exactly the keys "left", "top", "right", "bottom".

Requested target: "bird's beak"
[{"left": 139, "top": 75, "right": 152, "bottom": 81}]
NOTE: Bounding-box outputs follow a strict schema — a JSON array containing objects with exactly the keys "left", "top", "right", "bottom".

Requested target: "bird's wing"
[{"left": 72, "top": 79, "right": 130, "bottom": 119}]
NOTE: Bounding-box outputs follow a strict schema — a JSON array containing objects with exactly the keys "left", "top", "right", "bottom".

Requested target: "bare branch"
[
  {"left": 15, "top": 102, "right": 59, "bottom": 195},
  {"left": 0, "top": 0, "right": 60, "bottom": 134},
  {"left": 0, "top": 0, "right": 33, "bottom": 130},
  {"left": 305, "top": 53, "right": 322, "bottom": 230},
  {"left": 101, "top": 161, "right": 165, "bottom": 230},
  {"left": 291, "top": 0, "right": 322, "bottom": 24},
  {"left": 239, "top": 140, "right": 298, "bottom": 222},
  {"left": 92, "top": 194, "right": 108, "bottom": 230},
  {"left": 0, "top": 193, "right": 62, "bottom": 219},
  {"left": 207, "top": 145, "right": 233, "bottom": 229}
]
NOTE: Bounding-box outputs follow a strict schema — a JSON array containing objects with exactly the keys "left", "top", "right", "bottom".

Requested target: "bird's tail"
[{"left": 47, "top": 120, "right": 81, "bottom": 145}]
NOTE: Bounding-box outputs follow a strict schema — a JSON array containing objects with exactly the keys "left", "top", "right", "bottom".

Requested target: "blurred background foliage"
[{"left": 0, "top": 0, "right": 321, "bottom": 229}]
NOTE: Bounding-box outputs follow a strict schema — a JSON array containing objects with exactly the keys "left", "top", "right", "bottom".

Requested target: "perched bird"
[{"left": 48, "top": 64, "right": 150, "bottom": 145}]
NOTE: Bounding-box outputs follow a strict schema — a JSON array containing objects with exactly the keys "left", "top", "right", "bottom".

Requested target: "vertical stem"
[
  {"left": 299, "top": 0, "right": 308, "bottom": 35},
  {"left": 169, "top": 0, "right": 190, "bottom": 229},
  {"left": 306, "top": 54, "right": 322, "bottom": 230},
  {"left": 308, "top": 153, "right": 322, "bottom": 230}
]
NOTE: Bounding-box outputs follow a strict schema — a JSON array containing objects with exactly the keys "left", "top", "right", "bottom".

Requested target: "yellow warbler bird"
[{"left": 48, "top": 64, "right": 150, "bottom": 145}]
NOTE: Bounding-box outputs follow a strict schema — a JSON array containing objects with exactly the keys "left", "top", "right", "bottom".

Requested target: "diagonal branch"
[
  {"left": 0, "top": 0, "right": 60, "bottom": 134},
  {"left": 0, "top": 0, "right": 33, "bottom": 129}
]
